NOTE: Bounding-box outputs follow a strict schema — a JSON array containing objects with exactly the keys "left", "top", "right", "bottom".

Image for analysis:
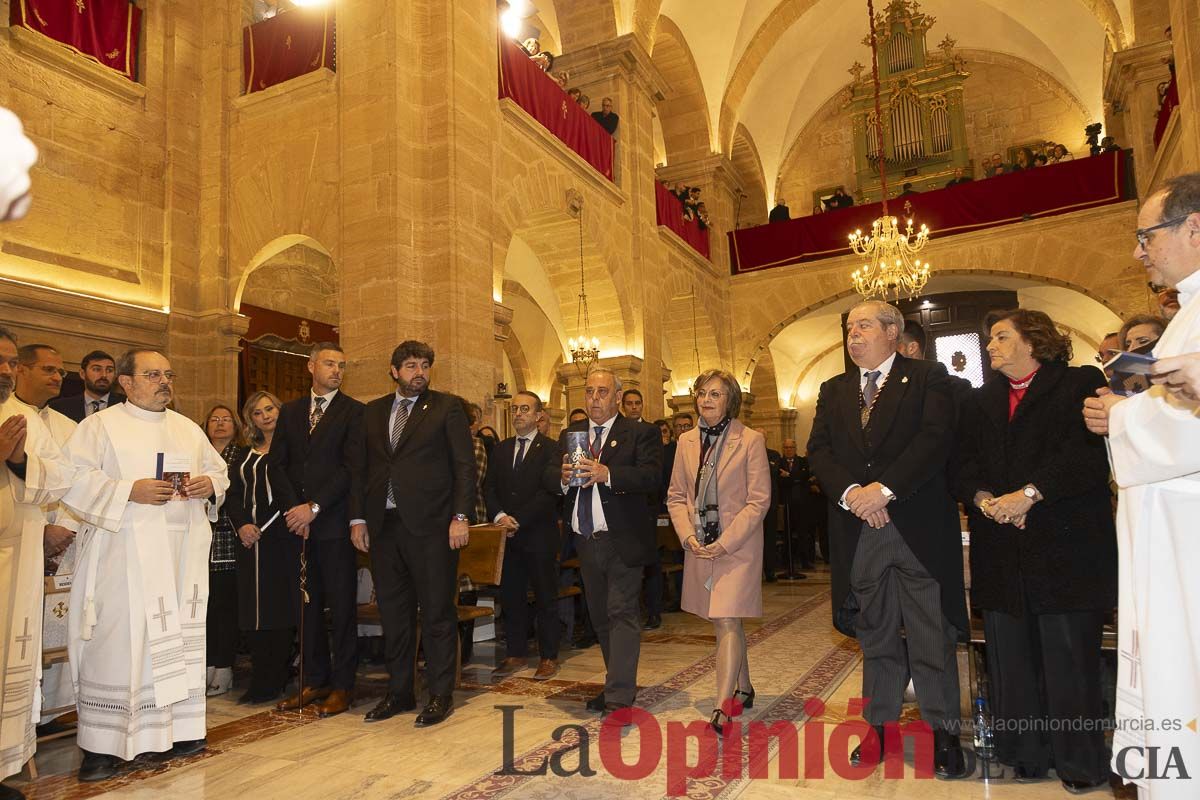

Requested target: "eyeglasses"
[
  {"left": 135, "top": 370, "right": 176, "bottom": 383},
  {"left": 1135, "top": 215, "right": 1190, "bottom": 248},
  {"left": 509, "top": 404, "right": 536, "bottom": 414},
  {"left": 36, "top": 366, "right": 67, "bottom": 378},
  {"left": 208, "top": 416, "right": 234, "bottom": 424},
  {"left": 695, "top": 390, "right": 725, "bottom": 400}
]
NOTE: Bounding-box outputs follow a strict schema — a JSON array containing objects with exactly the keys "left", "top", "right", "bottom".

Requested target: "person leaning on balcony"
[
  {"left": 591, "top": 97, "right": 620, "bottom": 136},
  {"left": 955, "top": 308, "right": 1115, "bottom": 793},
  {"left": 666, "top": 369, "right": 770, "bottom": 736}
]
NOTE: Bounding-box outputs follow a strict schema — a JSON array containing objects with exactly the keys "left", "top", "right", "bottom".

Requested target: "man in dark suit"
[
  {"left": 944, "top": 168, "right": 973, "bottom": 188},
  {"left": 622, "top": 388, "right": 665, "bottom": 629},
  {"left": 350, "top": 340, "right": 476, "bottom": 727},
  {"left": 778, "top": 438, "right": 816, "bottom": 572},
  {"left": 48, "top": 349, "right": 124, "bottom": 422},
  {"left": 486, "top": 391, "right": 561, "bottom": 680},
  {"left": 755, "top": 429, "right": 783, "bottom": 580},
  {"left": 546, "top": 368, "right": 662, "bottom": 714},
  {"left": 825, "top": 186, "right": 854, "bottom": 210},
  {"left": 807, "top": 301, "right": 967, "bottom": 778},
  {"left": 270, "top": 342, "right": 365, "bottom": 718},
  {"left": 590, "top": 97, "right": 619, "bottom": 136},
  {"left": 768, "top": 200, "right": 790, "bottom": 223}
]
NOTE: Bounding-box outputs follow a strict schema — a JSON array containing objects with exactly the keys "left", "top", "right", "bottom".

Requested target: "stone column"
[
  {"left": 1170, "top": 0, "right": 1200, "bottom": 171},
  {"left": 491, "top": 301, "right": 514, "bottom": 433},
  {"left": 1104, "top": 40, "right": 1173, "bottom": 194},
  {"left": 668, "top": 392, "right": 697, "bottom": 424},
  {"left": 755, "top": 409, "right": 798, "bottom": 451},
  {"left": 555, "top": 354, "right": 645, "bottom": 414}
]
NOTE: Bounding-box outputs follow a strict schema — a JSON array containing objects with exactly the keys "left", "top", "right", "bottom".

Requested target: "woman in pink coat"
[{"left": 667, "top": 369, "right": 772, "bottom": 735}]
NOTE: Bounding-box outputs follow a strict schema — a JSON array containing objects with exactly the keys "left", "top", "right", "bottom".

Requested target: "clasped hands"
[
  {"left": 685, "top": 535, "right": 726, "bottom": 559},
  {"left": 975, "top": 490, "right": 1033, "bottom": 529},
  {"left": 130, "top": 475, "right": 214, "bottom": 505},
  {"left": 847, "top": 482, "right": 891, "bottom": 529},
  {"left": 0, "top": 415, "right": 27, "bottom": 464},
  {"left": 560, "top": 454, "right": 609, "bottom": 487}
]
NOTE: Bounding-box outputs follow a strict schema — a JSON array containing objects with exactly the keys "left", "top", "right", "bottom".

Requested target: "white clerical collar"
[
  {"left": 1176, "top": 269, "right": 1200, "bottom": 307},
  {"left": 859, "top": 352, "right": 898, "bottom": 383},
  {"left": 311, "top": 388, "right": 338, "bottom": 405},
  {"left": 122, "top": 402, "right": 167, "bottom": 422}
]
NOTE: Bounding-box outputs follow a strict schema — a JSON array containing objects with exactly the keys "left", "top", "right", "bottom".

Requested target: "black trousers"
[
  {"left": 785, "top": 494, "right": 817, "bottom": 567},
  {"left": 300, "top": 535, "right": 359, "bottom": 691},
  {"left": 983, "top": 607, "right": 1108, "bottom": 782},
  {"left": 642, "top": 556, "right": 663, "bottom": 617},
  {"left": 850, "top": 521, "right": 959, "bottom": 730},
  {"left": 762, "top": 503, "right": 779, "bottom": 577},
  {"left": 499, "top": 542, "right": 560, "bottom": 659},
  {"left": 371, "top": 511, "right": 460, "bottom": 697},
  {"left": 206, "top": 569, "right": 239, "bottom": 669},
  {"left": 577, "top": 532, "right": 643, "bottom": 706},
  {"left": 248, "top": 628, "right": 293, "bottom": 695}
]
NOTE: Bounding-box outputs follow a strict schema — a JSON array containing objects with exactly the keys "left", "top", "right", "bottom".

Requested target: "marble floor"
[{"left": 9, "top": 571, "right": 1135, "bottom": 799}]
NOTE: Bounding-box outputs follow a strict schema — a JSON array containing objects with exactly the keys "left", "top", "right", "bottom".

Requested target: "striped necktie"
[{"left": 861, "top": 370, "right": 880, "bottom": 428}]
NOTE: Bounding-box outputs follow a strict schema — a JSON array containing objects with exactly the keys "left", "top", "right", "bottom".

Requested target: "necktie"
[
  {"left": 386, "top": 399, "right": 411, "bottom": 506},
  {"left": 861, "top": 370, "right": 881, "bottom": 428},
  {"left": 576, "top": 425, "right": 604, "bottom": 538},
  {"left": 89, "top": 400, "right": 101, "bottom": 416},
  {"left": 514, "top": 437, "right": 527, "bottom": 470},
  {"left": 309, "top": 396, "right": 326, "bottom": 433}
]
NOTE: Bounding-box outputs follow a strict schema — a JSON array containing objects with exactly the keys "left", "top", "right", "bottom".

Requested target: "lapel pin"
[
  {"left": 422, "top": 404, "right": 429, "bottom": 411},
  {"left": 610, "top": 440, "right": 617, "bottom": 447},
  {"left": 901, "top": 376, "right": 909, "bottom": 384}
]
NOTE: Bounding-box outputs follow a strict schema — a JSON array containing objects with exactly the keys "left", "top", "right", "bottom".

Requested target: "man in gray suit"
[{"left": 807, "top": 301, "right": 968, "bottom": 778}]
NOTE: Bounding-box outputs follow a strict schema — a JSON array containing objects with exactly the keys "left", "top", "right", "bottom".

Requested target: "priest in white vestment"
[
  {"left": 0, "top": 330, "right": 73, "bottom": 794},
  {"left": 61, "top": 350, "right": 228, "bottom": 782},
  {"left": 14, "top": 344, "right": 82, "bottom": 728},
  {"left": 1084, "top": 177, "right": 1200, "bottom": 798}
]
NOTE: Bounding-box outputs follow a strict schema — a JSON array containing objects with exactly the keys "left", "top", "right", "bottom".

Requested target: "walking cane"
[{"left": 296, "top": 535, "right": 310, "bottom": 717}]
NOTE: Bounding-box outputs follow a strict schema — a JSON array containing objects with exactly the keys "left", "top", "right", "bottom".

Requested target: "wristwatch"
[
  {"left": 452, "top": 513, "right": 469, "bottom": 523},
  {"left": 309, "top": 502, "right": 321, "bottom": 516},
  {"left": 1022, "top": 485, "right": 1039, "bottom": 500},
  {"left": 880, "top": 485, "right": 896, "bottom": 501}
]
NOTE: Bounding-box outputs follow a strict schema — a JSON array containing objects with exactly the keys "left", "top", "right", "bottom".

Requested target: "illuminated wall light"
[{"left": 500, "top": 8, "right": 524, "bottom": 38}]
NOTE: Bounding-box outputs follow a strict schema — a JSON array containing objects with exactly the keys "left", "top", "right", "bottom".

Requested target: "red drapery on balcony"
[
  {"left": 10, "top": 0, "right": 142, "bottom": 80},
  {"left": 243, "top": 7, "right": 335, "bottom": 95},
  {"left": 655, "top": 182, "right": 710, "bottom": 259},
  {"left": 728, "top": 150, "right": 1129, "bottom": 275},
  {"left": 1154, "top": 75, "right": 1179, "bottom": 149},
  {"left": 497, "top": 37, "right": 614, "bottom": 182}
]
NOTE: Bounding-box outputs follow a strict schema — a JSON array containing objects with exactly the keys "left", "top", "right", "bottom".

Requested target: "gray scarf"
[{"left": 693, "top": 422, "right": 731, "bottom": 542}]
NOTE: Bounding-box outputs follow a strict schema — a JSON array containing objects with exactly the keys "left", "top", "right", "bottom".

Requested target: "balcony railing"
[
  {"left": 497, "top": 36, "right": 614, "bottom": 182},
  {"left": 728, "top": 150, "right": 1130, "bottom": 275}
]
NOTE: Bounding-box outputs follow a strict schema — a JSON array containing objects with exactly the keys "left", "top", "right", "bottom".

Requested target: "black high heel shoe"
[
  {"left": 710, "top": 708, "right": 732, "bottom": 735},
  {"left": 733, "top": 688, "right": 755, "bottom": 710}
]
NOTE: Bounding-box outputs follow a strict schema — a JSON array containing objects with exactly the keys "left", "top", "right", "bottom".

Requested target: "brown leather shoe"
[
  {"left": 316, "top": 689, "right": 353, "bottom": 718},
  {"left": 492, "top": 657, "right": 527, "bottom": 677},
  {"left": 275, "top": 685, "right": 331, "bottom": 712},
  {"left": 532, "top": 659, "right": 559, "bottom": 680}
]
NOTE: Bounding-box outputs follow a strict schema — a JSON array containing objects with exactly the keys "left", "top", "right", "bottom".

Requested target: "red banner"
[
  {"left": 1154, "top": 75, "right": 1179, "bottom": 149},
  {"left": 242, "top": 7, "right": 335, "bottom": 95},
  {"left": 498, "top": 36, "right": 614, "bottom": 182},
  {"left": 655, "top": 182, "right": 710, "bottom": 260},
  {"left": 728, "top": 150, "right": 1129, "bottom": 275},
  {"left": 240, "top": 303, "right": 338, "bottom": 346},
  {"left": 10, "top": 0, "right": 142, "bottom": 80}
]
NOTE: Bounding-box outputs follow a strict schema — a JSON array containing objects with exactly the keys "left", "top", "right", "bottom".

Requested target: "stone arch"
[
  {"left": 493, "top": 171, "right": 635, "bottom": 355},
  {"left": 739, "top": 268, "right": 1128, "bottom": 383},
  {"left": 234, "top": 234, "right": 336, "bottom": 314},
  {"left": 651, "top": 16, "right": 713, "bottom": 164},
  {"left": 501, "top": 277, "right": 568, "bottom": 404},
  {"left": 632, "top": 0, "right": 664, "bottom": 49},
  {"left": 555, "top": 0, "right": 619, "bottom": 52},
  {"left": 730, "top": 123, "right": 769, "bottom": 225},
  {"left": 716, "top": 0, "right": 1124, "bottom": 156}
]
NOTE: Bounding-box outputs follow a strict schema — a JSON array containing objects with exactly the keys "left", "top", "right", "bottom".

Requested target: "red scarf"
[{"left": 1007, "top": 367, "right": 1040, "bottom": 420}]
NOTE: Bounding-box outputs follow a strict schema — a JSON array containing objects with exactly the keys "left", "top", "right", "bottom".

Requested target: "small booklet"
[
  {"left": 1104, "top": 344, "right": 1157, "bottom": 396},
  {"left": 156, "top": 453, "right": 191, "bottom": 501}
]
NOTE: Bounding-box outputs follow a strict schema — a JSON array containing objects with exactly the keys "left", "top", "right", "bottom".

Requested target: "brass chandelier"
[
  {"left": 567, "top": 204, "right": 600, "bottom": 375},
  {"left": 849, "top": 0, "right": 932, "bottom": 300}
]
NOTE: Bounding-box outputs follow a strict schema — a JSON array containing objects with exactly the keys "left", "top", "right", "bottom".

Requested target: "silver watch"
[
  {"left": 452, "top": 513, "right": 469, "bottom": 523},
  {"left": 1023, "top": 485, "right": 1038, "bottom": 500},
  {"left": 309, "top": 502, "right": 321, "bottom": 516}
]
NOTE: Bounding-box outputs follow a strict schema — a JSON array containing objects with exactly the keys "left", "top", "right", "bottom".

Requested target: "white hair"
[
  {"left": 586, "top": 367, "right": 623, "bottom": 394},
  {"left": 851, "top": 300, "right": 906, "bottom": 335}
]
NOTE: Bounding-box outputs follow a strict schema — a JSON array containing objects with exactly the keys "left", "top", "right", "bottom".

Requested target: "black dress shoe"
[
  {"left": 643, "top": 614, "right": 662, "bottom": 630},
  {"left": 585, "top": 691, "right": 607, "bottom": 712},
  {"left": 1061, "top": 777, "right": 1108, "bottom": 794},
  {"left": 0, "top": 782, "right": 26, "bottom": 800},
  {"left": 933, "top": 729, "right": 967, "bottom": 779},
  {"left": 78, "top": 750, "right": 120, "bottom": 782},
  {"left": 574, "top": 632, "right": 598, "bottom": 649},
  {"left": 602, "top": 703, "right": 634, "bottom": 726},
  {"left": 733, "top": 687, "right": 755, "bottom": 710},
  {"left": 172, "top": 738, "right": 207, "bottom": 758},
  {"left": 239, "top": 688, "right": 284, "bottom": 705},
  {"left": 849, "top": 725, "right": 886, "bottom": 767},
  {"left": 1012, "top": 764, "right": 1048, "bottom": 782},
  {"left": 365, "top": 692, "right": 417, "bottom": 722},
  {"left": 414, "top": 694, "right": 454, "bottom": 727}
]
